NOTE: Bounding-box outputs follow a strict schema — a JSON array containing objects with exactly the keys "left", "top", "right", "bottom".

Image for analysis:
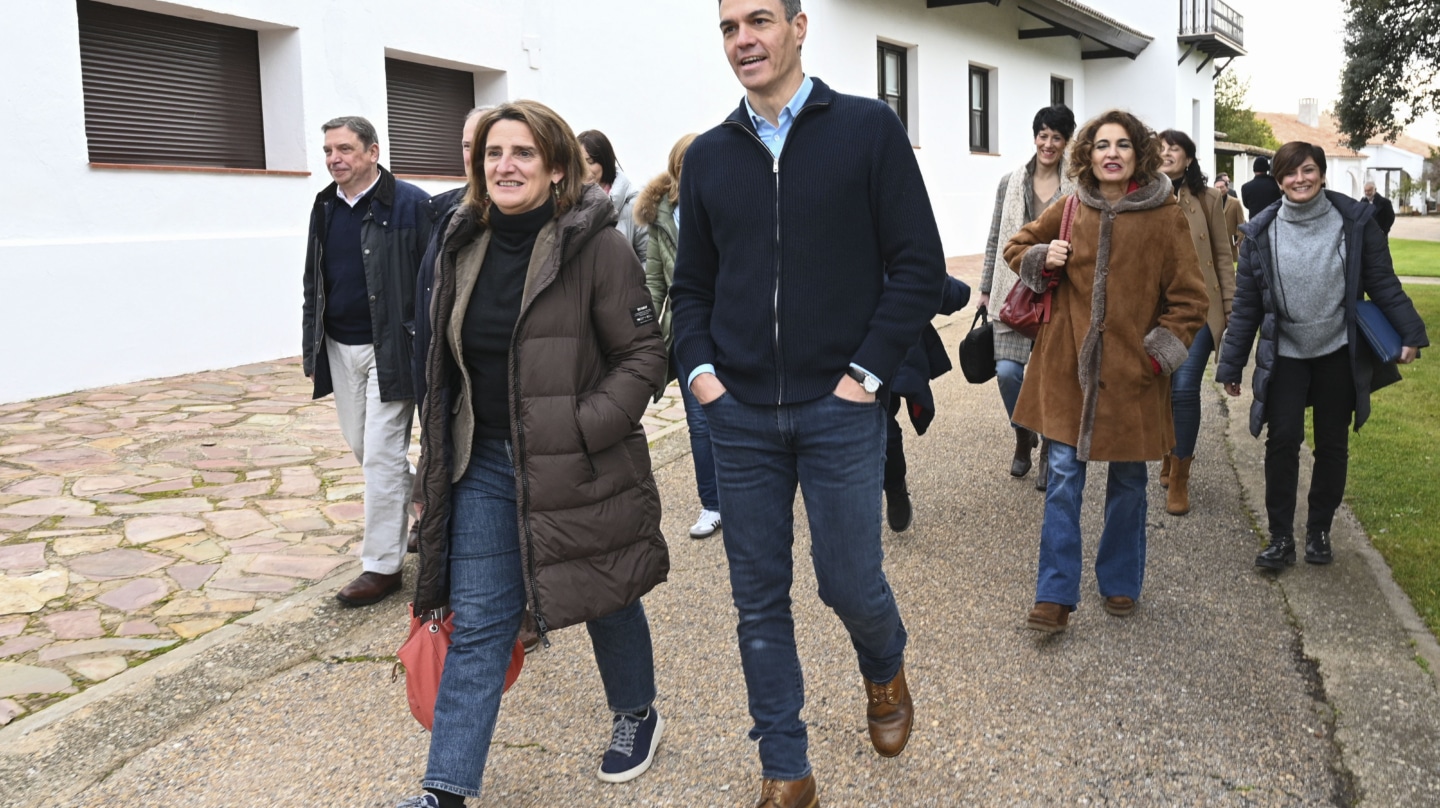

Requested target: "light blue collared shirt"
[
  {"left": 686, "top": 78, "right": 819, "bottom": 390},
  {"left": 744, "top": 75, "right": 814, "bottom": 159}
]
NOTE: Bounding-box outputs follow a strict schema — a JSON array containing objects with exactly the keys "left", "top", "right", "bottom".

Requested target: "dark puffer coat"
[
  {"left": 411, "top": 185, "right": 669, "bottom": 633},
  {"left": 1216, "top": 190, "right": 1428, "bottom": 436}
]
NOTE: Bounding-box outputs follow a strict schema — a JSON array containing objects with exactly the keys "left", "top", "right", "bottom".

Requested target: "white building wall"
[{"left": 1, "top": 0, "right": 1210, "bottom": 403}]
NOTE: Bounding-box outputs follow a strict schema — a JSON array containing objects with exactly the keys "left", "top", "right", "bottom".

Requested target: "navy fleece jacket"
[{"left": 670, "top": 77, "right": 947, "bottom": 406}]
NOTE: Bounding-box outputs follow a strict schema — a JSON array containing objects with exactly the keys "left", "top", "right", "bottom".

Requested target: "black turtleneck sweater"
[{"left": 462, "top": 198, "right": 554, "bottom": 441}]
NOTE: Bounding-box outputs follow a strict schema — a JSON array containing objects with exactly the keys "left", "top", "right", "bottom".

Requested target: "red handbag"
[
  {"left": 1000, "top": 194, "right": 1079, "bottom": 340},
  {"left": 395, "top": 604, "right": 525, "bottom": 731}
]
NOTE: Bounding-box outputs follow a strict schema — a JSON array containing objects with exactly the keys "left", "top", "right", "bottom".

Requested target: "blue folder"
[{"left": 1355, "top": 299, "right": 1402, "bottom": 364}]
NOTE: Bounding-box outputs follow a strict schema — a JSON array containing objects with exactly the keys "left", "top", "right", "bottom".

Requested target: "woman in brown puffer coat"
[
  {"left": 1004, "top": 109, "right": 1207, "bottom": 635},
  {"left": 400, "top": 101, "right": 669, "bottom": 807}
]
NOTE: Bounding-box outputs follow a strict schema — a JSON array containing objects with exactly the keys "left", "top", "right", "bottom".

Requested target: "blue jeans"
[
  {"left": 1169, "top": 325, "right": 1214, "bottom": 459},
  {"left": 996, "top": 358, "right": 1025, "bottom": 422},
  {"left": 423, "top": 439, "right": 656, "bottom": 798},
  {"left": 675, "top": 357, "right": 720, "bottom": 511},
  {"left": 702, "top": 392, "right": 907, "bottom": 781},
  {"left": 1035, "top": 441, "right": 1149, "bottom": 608}
]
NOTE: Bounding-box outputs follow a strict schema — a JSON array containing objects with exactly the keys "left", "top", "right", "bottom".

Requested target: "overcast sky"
[{"left": 1230, "top": 0, "right": 1440, "bottom": 144}]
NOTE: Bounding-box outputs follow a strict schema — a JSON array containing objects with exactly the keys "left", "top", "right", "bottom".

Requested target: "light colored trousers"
[{"left": 325, "top": 340, "right": 415, "bottom": 575}]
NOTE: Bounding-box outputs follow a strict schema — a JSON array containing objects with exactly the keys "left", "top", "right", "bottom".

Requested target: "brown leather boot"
[
  {"left": 1026, "top": 601, "right": 1069, "bottom": 633},
  {"left": 1159, "top": 453, "right": 1171, "bottom": 488},
  {"left": 864, "top": 664, "right": 914, "bottom": 757},
  {"left": 754, "top": 773, "right": 818, "bottom": 808},
  {"left": 1166, "top": 456, "right": 1192, "bottom": 516},
  {"left": 1010, "top": 428, "right": 1036, "bottom": 477}
]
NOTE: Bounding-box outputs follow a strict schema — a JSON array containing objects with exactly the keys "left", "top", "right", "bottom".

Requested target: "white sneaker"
[{"left": 689, "top": 509, "right": 722, "bottom": 539}]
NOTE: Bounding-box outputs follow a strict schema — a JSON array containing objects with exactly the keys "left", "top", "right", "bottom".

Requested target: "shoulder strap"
[{"left": 1059, "top": 194, "right": 1079, "bottom": 242}]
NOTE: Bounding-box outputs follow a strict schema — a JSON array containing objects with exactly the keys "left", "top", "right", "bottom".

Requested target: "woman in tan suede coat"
[
  {"left": 1004, "top": 109, "right": 1207, "bottom": 634},
  {"left": 1157, "top": 129, "right": 1236, "bottom": 517}
]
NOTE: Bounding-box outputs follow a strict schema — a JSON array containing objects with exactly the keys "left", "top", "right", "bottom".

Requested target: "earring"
[{"left": 551, "top": 182, "right": 559, "bottom": 201}]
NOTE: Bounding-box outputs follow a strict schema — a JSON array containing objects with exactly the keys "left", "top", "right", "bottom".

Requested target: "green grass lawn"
[
  {"left": 1345, "top": 283, "right": 1440, "bottom": 639},
  {"left": 1390, "top": 239, "right": 1440, "bottom": 278}
]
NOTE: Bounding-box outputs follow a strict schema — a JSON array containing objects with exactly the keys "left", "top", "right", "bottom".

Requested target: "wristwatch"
[{"left": 846, "top": 366, "right": 882, "bottom": 394}]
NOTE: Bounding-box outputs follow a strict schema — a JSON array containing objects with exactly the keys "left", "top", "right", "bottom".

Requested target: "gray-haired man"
[{"left": 302, "top": 115, "right": 431, "bottom": 606}]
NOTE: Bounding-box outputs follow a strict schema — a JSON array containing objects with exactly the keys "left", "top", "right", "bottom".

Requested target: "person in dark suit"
[
  {"left": 1364, "top": 181, "right": 1396, "bottom": 233},
  {"left": 1241, "top": 156, "right": 1283, "bottom": 220}
]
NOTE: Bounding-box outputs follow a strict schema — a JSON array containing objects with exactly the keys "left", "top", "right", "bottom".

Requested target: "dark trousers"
[
  {"left": 884, "top": 394, "right": 906, "bottom": 493},
  {"left": 1263, "top": 347, "right": 1356, "bottom": 539}
]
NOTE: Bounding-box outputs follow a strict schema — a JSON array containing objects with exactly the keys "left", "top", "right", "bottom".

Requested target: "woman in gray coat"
[
  {"left": 978, "top": 105, "right": 1076, "bottom": 488},
  {"left": 1217, "top": 141, "right": 1427, "bottom": 571},
  {"left": 579, "top": 129, "right": 648, "bottom": 264}
]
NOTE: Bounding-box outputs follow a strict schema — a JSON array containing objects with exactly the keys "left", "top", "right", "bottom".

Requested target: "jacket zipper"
[
  {"left": 509, "top": 228, "right": 572, "bottom": 648},
  {"left": 723, "top": 102, "right": 825, "bottom": 405}
]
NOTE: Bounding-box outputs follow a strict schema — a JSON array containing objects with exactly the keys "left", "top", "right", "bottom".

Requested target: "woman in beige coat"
[
  {"left": 1157, "top": 129, "right": 1236, "bottom": 516},
  {"left": 1004, "top": 110, "right": 1207, "bottom": 633}
]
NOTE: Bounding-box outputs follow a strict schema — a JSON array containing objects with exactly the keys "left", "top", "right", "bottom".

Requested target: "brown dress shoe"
[
  {"left": 864, "top": 664, "right": 914, "bottom": 757},
  {"left": 1103, "top": 595, "right": 1136, "bottom": 617},
  {"left": 335, "top": 571, "right": 402, "bottom": 607},
  {"left": 1026, "top": 601, "right": 1069, "bottom": 633},
  {"left": 754, "top": 773, "right": 818, "bottom": 808}
]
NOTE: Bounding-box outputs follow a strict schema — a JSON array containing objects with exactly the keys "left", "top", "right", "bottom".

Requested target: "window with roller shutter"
[
  {"left": 75, "top": 0, "right": 266, "bottom": 169},
  {"left": 384, "top": 58, "right": 475, "bottom": 177}
]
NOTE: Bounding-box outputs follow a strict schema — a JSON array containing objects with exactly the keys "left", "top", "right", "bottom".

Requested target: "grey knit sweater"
[{"left": 1270, "top": 192, "right": 1346, "bottom": 359}]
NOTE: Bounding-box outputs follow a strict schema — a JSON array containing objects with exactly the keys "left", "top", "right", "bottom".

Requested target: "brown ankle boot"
[
  {"left": 1159, "top": 453, "right": 1171, "bottom": 488},
  {"left": 1166, "top": 456, "right": 1192, "bottom": 515},
  {"left": 754, "top": 773, "right": 818, "bottom": 808},
  {"left": 864, "top": 664, "right": 914, "bottom": 757},
  {"left": 1010, "top": 428, "right": 1035, "bottom": 477}
]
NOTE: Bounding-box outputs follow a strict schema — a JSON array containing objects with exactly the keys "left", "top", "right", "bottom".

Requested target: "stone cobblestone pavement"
[{"left": 0, "top": 357, "right": 688, "bottom": 727}]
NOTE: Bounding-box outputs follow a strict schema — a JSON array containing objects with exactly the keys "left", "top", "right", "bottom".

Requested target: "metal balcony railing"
[{"left": 1180, "top": 0, "right": 1244, "bottom": 47}]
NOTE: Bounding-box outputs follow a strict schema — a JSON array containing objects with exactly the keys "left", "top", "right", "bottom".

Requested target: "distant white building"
[
  {"left": 1255, "top": 100, "right": 1436, "bottom": 209},
  {"left": 0, "top": 0, "right": 1243, "bottom": 402}
]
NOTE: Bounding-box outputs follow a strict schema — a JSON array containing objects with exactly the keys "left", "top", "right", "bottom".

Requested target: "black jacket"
[
  {"left": 891, "top": 276, "right": 970, "bottom": 435},
  {"left": 1366, "top": 193, "right": 1396, "bottom": 233},
  {"left": 1241, "top": 174, "right": 1283, "bottom": 221},
  {"left": 302, "top": 166, "right": 432, "bottom": 402},
  {"left": 670, "top": 77, "right": 947, "bottom": 405},
  {"left": 1216, "top": 190, "right": 1428, "bottom": 436},
  {"left": 414, "top": 185, "right": 467, "bottom": 412}
]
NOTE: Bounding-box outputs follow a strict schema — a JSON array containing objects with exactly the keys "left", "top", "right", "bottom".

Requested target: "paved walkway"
[
  {"left": 0, "top": 360, "right": 689, "bottom": 725},
  {"left": 2, "top": 259, "right": 1438, "bottom": 805},
  {"left": 1391, "top": 215, "right": 1440, "bottom": 242}
]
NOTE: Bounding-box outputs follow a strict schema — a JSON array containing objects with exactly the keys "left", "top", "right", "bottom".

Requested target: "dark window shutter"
[
  {"left": 385, "top": 58, "right": 474, "bottom": 176},
  {"left": 76, "top": 0, "right": 266, "bottom": 169}
]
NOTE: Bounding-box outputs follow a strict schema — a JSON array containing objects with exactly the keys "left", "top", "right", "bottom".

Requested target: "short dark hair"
[
  {"left": 321, "top": 116, "right": 378, "bottom": 150},
  {"left": 1067, "top": 109, "right": 1163, "bottom": 192},
  {"left": 719, "top": 0, "right": 801, "bottom": 21},
  {"left": 1032, "top": 105, "right": 1076, "bottom": 140},
  {"left": 1270, "top": 141, "right": 1327, "bottom": 184},
  {"left": 576, "top": 130, "right": 619, "bottom": 187},
  {"left": 1159, "top": 129, "right": 1208, "bottom": 197},
  {"left": 1253, "top": 156, "right": 1271, "bottom": 174}
]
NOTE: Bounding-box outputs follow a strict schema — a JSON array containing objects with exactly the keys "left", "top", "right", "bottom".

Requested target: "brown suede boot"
[
  {"left": 1159, "top": 453, "right": 1171, "bottom": 488},
  {"left": 754, "top": 773, "right": 818, "bottom": 808},
  {"left": 1166, "top": 456, "right": 1192, "bottom": 516}
]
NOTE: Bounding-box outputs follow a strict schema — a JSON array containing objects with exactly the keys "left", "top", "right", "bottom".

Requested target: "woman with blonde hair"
[
  {"left": 1156, "top": 128, "right": 1235, "bottom": 515},
  {"left": 403, "top": 100, "right": 669, "bottom": 807},
  {"left": 1005, "top": 109, "right": 1207, "bottom": 633},
  {"left": 635, "top": 133, "right": 722, "bottom": 539}
]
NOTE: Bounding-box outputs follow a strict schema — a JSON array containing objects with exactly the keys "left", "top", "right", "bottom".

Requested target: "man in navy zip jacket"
[{"left": 670, "top": 2, "right": 946, "bottom": 803}]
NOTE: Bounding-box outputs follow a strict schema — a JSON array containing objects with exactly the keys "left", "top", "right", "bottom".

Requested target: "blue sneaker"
[
  {"left": 596, "top": 707, "right": 665, "bottom": 783},
  {"left": 394, "top": 795, "right": 439, "bottom": 808}
]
